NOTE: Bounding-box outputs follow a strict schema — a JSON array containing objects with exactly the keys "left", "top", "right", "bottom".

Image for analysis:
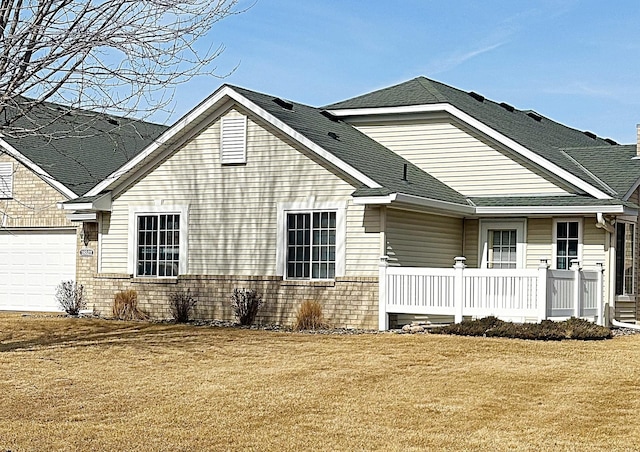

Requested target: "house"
[
  {"left": 60, "top": 77, "right": 640, "bottom": 329},
  {"left": 0, "top": 102, "right": 167, "bottom": 311}
]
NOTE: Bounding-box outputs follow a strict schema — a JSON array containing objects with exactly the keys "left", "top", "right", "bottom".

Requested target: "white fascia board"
[
  {"left": 474, "top": 205, "right": 633, "bottom": 216},
  {"left": 352, "top": 192, "right": 474, "bottom": 215},
  {"left": 65, "top": 211, "right": 98, "bottom": 222},
  {"left": 0, "top": 138, "right": 77, "bottom": 199},
  {"left": 329, "top": 104, "right": 612, "bottom": 200},
  {"left": 87, "top": 87, "right": 381, "bottom": 196},
  {"left": 623, "top": 177, "right": 640, "bottom": 201},
  {"left": 60, "top": 192, "right": 111, "bottom": 211}
]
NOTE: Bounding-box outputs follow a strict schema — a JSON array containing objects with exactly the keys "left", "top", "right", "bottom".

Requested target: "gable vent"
[
  {"left": 273, "top": 97, "right": 293, "bottom": 110},
  {"left": 499, "top": 102, "right": 515, "bottom": 112},
  {"left": 583, "top": 131, "right": 597, "bottom": 140},
  {"left": 220, "top": 115, "right": 247, "bottom": 164},
  {"left": 468, "top": 91, "right": 485, "bottom": 102},
  {"left": 527, "top": 111, "right": 542, "bottom": 122},
  {"left": 604, "top": 138, "right": 618, "bottom": 145},
  {"left": 0, "top": 162, "right": 13, "bottom": 198}
]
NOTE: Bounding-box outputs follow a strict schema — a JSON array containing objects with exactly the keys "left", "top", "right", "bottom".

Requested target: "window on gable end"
[
  {"left": 0, "top": 162, "right": 13, "bottom": 198},
  {"left": 220, "top": 115, "right": 247, "bottom": 164}
]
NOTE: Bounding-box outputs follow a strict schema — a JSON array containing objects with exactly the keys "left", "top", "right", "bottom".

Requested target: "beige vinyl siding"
[
  {"left": 355, "top": 119, "right": 569, "bottom": 197},
  {"left": 526, "top": 218, "right": 552, "bottom": 269},
  {"left": 582, "top": 218, "right": 606, "bottom": 270},
  {"left": 100, "top": 108, "right": 380, "bottom": 277},
  {"left": 386, "top": 208, "right": 462, "bottom": 267},
  {"left": 463, "top": 219, "right": 479, "bottom": 268}
]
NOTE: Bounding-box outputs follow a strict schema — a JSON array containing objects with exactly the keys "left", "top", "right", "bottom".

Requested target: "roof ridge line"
[{"left": 416, "top": 77, "right": 448, "bottom": 103}]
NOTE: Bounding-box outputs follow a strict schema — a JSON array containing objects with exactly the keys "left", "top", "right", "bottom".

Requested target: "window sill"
[
  {"left": 281, "top": 279, "right": 336, "bottom": 288},
  {"left": 132, "top": 277, "right": 179, "bottom": 285}
]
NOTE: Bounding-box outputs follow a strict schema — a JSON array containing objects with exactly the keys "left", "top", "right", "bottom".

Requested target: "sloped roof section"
[
  {"left": 1, "top": 101, "right": 168, "bottom": 196},
  {"left": 561, "top": 145, "right": 640, "bottom": 197},
  {"left": 231, "top": 86, "right": 469, "bottom": 206},
  {"left": 326, "top": 77, "right": 633, "bottom": 195}
]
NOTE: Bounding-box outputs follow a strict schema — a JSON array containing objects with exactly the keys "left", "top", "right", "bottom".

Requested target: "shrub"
[
  {"left": 430, "top": 316, "right": 611, "bottom": 340},
  {"left": 112, "top": 289, "right": 147, "bottom": 320},
  {"left": 294, "top": 300, "right": 328, "bottom": 331},
  {"left": 169, "top": 289, "right": 197, "bottom": 323},
  {"left": 55, "top": 280, "right": 86, "bottom": 316},
  {"left": 230, "top": 288, "right": 264, "bottom": 326}
]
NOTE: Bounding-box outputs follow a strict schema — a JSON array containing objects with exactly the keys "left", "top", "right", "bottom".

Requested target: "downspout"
[
  {"left": 595, "top": 213, "right": 615, "bottom": 325},
  {"left": 611, "top": 319, "right": 640, "bottom": 330},
  {"left": 595, "top": 213, "right": 615, "bottom": 233}
]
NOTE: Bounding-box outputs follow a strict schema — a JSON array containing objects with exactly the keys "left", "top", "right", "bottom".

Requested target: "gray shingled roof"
[
  {"left": 326, "top": 77, "right": 637, "bottom": 197},
  {"left": 561, "top": 145, "right": 640, "bottom": 197},
  {"left": 231, "top": 86, "right": 470, "bottom": 206},
  {"left": 2, "top": 101, "right": 168, "bottom": 196},
  {"left": 470, "top": 195, "right": 637, "bottom": 209}
]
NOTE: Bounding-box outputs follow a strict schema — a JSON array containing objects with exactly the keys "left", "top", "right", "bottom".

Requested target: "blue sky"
[{"left": 160, "top": 0, "right": 640, "bottom": 144}]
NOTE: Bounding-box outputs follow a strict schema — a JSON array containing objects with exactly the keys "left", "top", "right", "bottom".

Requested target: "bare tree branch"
[{"left": 0, "top": 0, "right": 245, "bottom": 138}]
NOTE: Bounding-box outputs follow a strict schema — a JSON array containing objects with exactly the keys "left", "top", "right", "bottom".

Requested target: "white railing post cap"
[
  {"left": 379, "top": 255, "right": 389, "bottom": 267},
  {"left": 538, "top": 258, "right": 550, "bottom": 269},
  {"left": 454, "top": 256, "right": 467, "bottom": 268},
  {"left": 570, "top": 259, "right": 581, "bottom": 270}
]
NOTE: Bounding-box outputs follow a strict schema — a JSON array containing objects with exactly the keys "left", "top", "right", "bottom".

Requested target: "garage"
[{"left": 0, "top": 229, "right": 77, "bottom": 312}]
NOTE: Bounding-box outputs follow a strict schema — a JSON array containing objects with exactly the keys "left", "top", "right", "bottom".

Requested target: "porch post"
[
  {"left": 596, "top": 262, "right": 604, "bottom": 326},
  {"left": 453, "top": 257, "right": 466, "bottom": 323},
  {"left": 570, "top": 259, "right": 581, "bottom": 318},
  {"left": 378, "top": 256, "right": 389, "bottom": 331},
  {"left": 537, "top": 259, "right": 550, "bottom": 321}
]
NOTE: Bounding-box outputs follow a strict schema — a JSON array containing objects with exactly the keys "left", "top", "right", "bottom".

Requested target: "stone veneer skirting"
[{"left": 88, "top": 274, "right": 379, "bottom": 330}]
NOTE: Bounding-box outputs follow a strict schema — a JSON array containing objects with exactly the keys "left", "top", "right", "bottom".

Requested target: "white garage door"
[{"left": 0, "top": 229, "right": 77, "bottom": 312}]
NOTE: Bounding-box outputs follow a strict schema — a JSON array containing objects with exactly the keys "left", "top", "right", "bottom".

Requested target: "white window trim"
[
  {"left": 127, "top": 204, "right": 189, "bottom": 277},
  {"left": 220, "top": 114, "right": 247, "bottom": 165},
  {"left": 479, "top": 219, "right": 527, "bottom": 269},
  {"left": 0, "top": 161, "right": 13, "bottom": 199},
  {"left": 552, "top": 218, "right": 583, "bottom": 270},
  {"left": 276, "top": 200, "right": 347, "bottom": 279}
]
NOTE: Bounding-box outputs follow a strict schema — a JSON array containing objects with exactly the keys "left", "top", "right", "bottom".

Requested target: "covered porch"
[{"left": 378, "top": 256, "right": 605, "bottom": 330}]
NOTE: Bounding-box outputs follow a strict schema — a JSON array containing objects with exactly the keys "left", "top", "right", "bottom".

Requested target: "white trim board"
[
  {"left": 328, "top": 104, "right": 613, "bottom": 200},
  {"left": 87, "top": 86, "right": 382, "bottom": 197},
  {"left": 0, "top": 138, "right": 77, "bottom": 199}
]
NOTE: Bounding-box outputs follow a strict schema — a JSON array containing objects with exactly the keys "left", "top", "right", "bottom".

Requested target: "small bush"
[
  {"left": 169, "top": 289, "right": 197, "bottom": 323},
  {"left": 112, "top": 289, "right": 147, "bottom": 320},
  {"left": 55, "top": 280, "right": 86, "bottom": 316},
  {"left": 294, "top": 300, "right": 329, "bottom": 331},
  {"left": 230, "top": 288, "right": 264, "bottom": 326},
  {"left": 430, "top": 316, "right": 611, "bottom": 340}
]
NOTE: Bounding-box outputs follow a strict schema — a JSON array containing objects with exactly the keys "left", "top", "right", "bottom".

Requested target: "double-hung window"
[
  {"left": 136, "top": 213, "right": 181, "bottom": 277},
  {"left": 616, "top": 222, "right": 635, "bottom": 296},
  {"left": 479, "top": 220, "right": 525, "bottom": 269},
  {"left": 287, "top": 211, "right": 336, "bottom": 279},
  {"left": 555, "top": 220, "right": 580, "bottom": 270}
]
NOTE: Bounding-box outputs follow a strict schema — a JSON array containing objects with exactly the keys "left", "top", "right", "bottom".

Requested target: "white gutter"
[{"left": 352, "top": 192, "right": 475, "bottom": 215}]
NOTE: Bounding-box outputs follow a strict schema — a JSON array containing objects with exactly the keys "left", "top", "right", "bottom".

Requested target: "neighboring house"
[
  {"left": 60, "top": 77, "right": 640, "bottom": 329},
  {"left": 0, "top": 103, "right": 166, "bottom": 311}
]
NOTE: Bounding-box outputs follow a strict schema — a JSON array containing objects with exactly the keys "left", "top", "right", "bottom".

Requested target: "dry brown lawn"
[{"left": 1, "top": 313, "right": 640, "bottom": 451}]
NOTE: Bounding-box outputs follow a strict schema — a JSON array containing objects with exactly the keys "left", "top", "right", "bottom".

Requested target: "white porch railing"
[{"left": 378, "top": 256, "right": 604, "bottom": 330}]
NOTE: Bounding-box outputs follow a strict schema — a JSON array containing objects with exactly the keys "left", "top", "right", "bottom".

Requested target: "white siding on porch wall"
[
  {"left": 100, "top": 108, "right": 380, "bottom": 277},
  {"left": 354, "top": 119, "right": 570, "bottom": 196},
  {"left": 0, "top": 230, "right": 76, "bottom": 311}
]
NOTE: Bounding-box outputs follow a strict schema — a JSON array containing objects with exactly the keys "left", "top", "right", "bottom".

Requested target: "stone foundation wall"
[{"left": 87, "top": 274, "right": 379, "bottom": 329}]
